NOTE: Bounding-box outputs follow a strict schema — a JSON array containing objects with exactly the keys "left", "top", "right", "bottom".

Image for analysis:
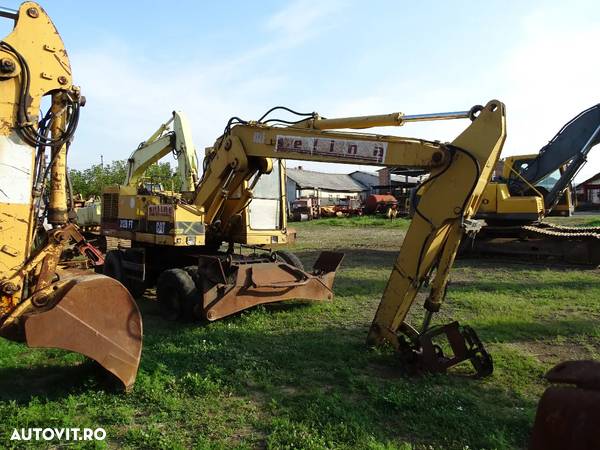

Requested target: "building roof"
[
  {"left": 577, "top": 171, "right": 600, "bottom": 187},
  {"left": 287, "top": 168, "right": 368, "bottom": 192},
  {"left": 349, "top": 170, "right": 379, "bottom": 184},
  {"left": 350, "top": 170, "right": 423, "bottom": 186}
]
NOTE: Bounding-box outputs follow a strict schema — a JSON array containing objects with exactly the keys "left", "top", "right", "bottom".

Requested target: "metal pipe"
[
  {"left": 47, "top": 94, "right": 68, "bottom": 225},
  {"left": 421, "top": 310, "right": 433, "bottom": 333},
  {"left": 311, "top": 110, "right": 471, "bottom": 130},
  {"left": 311, "top": 113, "right": 404, "bottom": 130},
  {"left": 0, "top": 6, "right": 18, "bottom": 20},
  {"left": 580, "top": 122, "right": 600, "bottom": 158},
  {"left": 403, "top": 110, "right": 471, "bottom": 122}
]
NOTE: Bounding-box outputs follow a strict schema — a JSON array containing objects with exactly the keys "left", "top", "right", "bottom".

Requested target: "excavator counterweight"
[{"left": 0, "top": 2, "right": 142, "bottom": 390}]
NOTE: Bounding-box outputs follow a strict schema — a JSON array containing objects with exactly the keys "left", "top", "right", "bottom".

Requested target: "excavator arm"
[
  {"left": 198, "top": 100, "right": 506, "bottom": 375},
  {"left": 509, "top": 104, "right": 600, "bottom": 211},
  {"left": 125, "top": 111, "right": 199, "bottom": 192},
  {"left": 0, "top": 2, "right": 141, "bottom": 390}
]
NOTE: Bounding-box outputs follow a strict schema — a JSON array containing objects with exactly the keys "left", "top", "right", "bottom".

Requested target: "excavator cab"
[{"left": 0, "top": 2, "right": 142, "bottom": 390}]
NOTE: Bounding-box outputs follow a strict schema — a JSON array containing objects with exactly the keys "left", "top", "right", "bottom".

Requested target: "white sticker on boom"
[
  {"left": 0, "top": 134, "right": 33, "bottom": 205},
  {"left": 275, "top": 135, "right": 387, "bottom": 164}
]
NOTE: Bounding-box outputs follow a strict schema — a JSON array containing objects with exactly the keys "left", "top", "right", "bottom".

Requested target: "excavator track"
[
  {"left": 526, "top": 222, "right": 600, "bottom": 236},
  {"left": 464, "top": 222, "right": 600, "bottom": 266}
]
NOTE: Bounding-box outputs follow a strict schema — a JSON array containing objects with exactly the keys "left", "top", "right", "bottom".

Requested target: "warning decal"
[{"left": 275, "top": 135, "right": 387, "bottom": 164}]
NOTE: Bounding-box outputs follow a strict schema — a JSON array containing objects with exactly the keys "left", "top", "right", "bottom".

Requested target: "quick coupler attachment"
[{"left": 398, "top": 321, "right": 493, "bottom": 378}]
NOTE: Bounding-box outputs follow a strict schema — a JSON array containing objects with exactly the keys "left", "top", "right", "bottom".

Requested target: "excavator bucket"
[{"left": 19, "top": 274, "right": 142, "bottom": 391}]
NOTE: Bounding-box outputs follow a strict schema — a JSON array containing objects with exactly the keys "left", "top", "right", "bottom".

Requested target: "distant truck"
[
  {"left": 75, "top": 202, "right": 101, "bottom": 231},
  {"left": 364, "top": 194, "right": 398, "bottom": 216},
  {"left": 290, "top": 197, "right": 320, "bottom": 221},
  {"left": 73, "top": 195, "right": 106, "bottom": 250},
  {"left": 334, "top": 197, "right": 363, "bottom": 217}
]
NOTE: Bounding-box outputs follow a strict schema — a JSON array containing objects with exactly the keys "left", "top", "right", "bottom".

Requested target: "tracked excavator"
[
  {"left": 471, "top": 103, "right": 600, "bottom": 265},
  {"left": 0, "top": 2, "right": 142, "bottom": 390},
  {"left": 103, "top": 101, "right": 506, "bottom": 375}
]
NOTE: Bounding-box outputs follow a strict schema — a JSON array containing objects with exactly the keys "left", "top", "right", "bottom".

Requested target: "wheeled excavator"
[
  {"left": 470, "top": 103, "right": 600, "bottom": 265},
  {"left": 103, "top": 100, "right": 506, "bottom": 376},
  {"left": 0, "top": 2, "right": 142, "bottom": 390},
  {"left": 101, "top": 110, "right": 299, "bottom": 301}
]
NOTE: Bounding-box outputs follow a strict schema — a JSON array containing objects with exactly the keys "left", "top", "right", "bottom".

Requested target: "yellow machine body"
[
  {"left": 0, "top": 2, "right": 142, "bottom": 390},
  {"left": 101, "top": 112, "right": 292, "bottom": 249},
  {"left": 478, "top": 154, "right": 574, "bottom": 222}
]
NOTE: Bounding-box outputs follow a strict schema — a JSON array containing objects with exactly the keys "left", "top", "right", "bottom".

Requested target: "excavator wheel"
[
  {"left": 156, "top": 268, "right": 198, "bottom": 321},
  {"left": 18, "top": 274, "right": 143, "bottom": 391},
  {"left": 104, "top": 250, "right": 145, "bottom": 299},
  {"left": 104, "top": 249, "right": 124, "bottom": 280},
  {"left": 275, "top": 250, "right": 305, "bottom": 270}
]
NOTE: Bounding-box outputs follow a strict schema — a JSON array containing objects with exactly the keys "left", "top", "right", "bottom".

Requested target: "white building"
[{"left": 286, "top": 167, "right": 369, "bottom": 206}]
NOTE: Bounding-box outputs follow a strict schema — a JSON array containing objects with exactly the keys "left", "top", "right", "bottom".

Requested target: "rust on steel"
[
  {"left": 22, "top": 274, "right": 143, "bottom": 391},
  {"left": 203, "top": 251, "right": 344, "bottom": 321},
  {"left": 530, "top": 360, "right": 600, "bottom": 450}
]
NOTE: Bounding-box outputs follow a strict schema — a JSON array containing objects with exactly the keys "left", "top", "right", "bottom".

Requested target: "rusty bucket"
[
  {"left": 530, "top": 360, "right": 600, "bottom": 450},
  {"left": 20, "top": 274, "right": 142, "bottom": 391}
]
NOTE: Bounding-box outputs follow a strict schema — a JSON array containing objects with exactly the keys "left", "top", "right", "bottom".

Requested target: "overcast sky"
[{"left": 4, "top": 0, "right": 599, "bottom": 182}]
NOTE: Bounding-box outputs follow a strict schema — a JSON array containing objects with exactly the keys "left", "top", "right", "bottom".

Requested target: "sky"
[{"left": 3, "top": 0, "right": 599, "bottom": 182}]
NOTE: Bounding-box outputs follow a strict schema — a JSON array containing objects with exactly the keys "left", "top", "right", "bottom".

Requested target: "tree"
[{"left": 69, "top": 160, "right": 182, "bottom": 198}]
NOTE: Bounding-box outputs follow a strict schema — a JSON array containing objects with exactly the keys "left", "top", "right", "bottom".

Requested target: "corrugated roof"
[
  {"left": 350, "top": 170, "right": 420, "bottom": 185},
  {"left": 287, "top": 168, "right": 368, "bottom": 192}
]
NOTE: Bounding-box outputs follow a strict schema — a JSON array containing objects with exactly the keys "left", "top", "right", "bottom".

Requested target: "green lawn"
[{"left": 1, "top": 217, "right": 599, "bottom": 449}]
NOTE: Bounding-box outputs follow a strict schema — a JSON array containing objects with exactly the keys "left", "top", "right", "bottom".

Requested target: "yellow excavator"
[
  {"left": 471, "top": 104, "right": 600, "bottom": 265},
  {"left": 0, "top": 2, "right": 142, "bottom": 390},
  {"left": 123, "top": 110, "right": 199, "bottom": 193},
  {"left": 102, "top": 101, "right": 506, "bottom": 376}
]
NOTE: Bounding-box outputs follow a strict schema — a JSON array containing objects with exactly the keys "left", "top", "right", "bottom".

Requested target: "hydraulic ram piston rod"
[
  {"left": 0, "top": 6, "right": 18, "bottom": 19},
  {"left": 310, "top": 109, "right": 472, "bottom": 130}
]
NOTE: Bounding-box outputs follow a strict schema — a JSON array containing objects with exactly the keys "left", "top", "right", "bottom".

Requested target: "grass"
[
  {"left": 541, "top": 214, "right": 600, "bottom": 227},
  {"left": 579, "top": 218, "right": 600, "bottom": 227},
  {"left": 1, "top": 216, "right": 600, "bottom": 449},
  {"left": 295, "top": 216, "right": 410, "bottom": 229}
]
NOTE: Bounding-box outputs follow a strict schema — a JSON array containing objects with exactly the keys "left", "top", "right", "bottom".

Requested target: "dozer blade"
[
  {"left": 202, "top": 251, "right": 344, "bottom": 321},
  {"left": 22, "top": 274, "right": 142, "bottom": 391}
]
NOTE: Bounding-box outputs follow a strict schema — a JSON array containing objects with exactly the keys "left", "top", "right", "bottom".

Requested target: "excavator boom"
[
  {"left": 510, "top": 103, "right": 600, "bottom": 210},
  {"left": 0, "top": 2, "right": 142, "bottom": 390},
  {"left": 125, "top": 111, "right": 199, "bottom": 192},
  {"left": 472, "top": 104, "right": 600, "bottom": 266}
]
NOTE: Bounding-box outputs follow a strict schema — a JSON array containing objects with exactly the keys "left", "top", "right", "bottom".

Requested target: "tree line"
[{"left": 69, "top": 160, "right": 182, "bottom": 199}]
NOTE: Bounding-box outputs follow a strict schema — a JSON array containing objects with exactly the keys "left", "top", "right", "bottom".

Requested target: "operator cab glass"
[
  {"left": 248, "top": 160, "right": 283, "bottom": 230},
  {"left": 537, "top": 168, "right": 562, "bottom": 191}
]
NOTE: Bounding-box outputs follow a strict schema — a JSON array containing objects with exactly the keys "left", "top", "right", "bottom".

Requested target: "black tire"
[
  {"left": 103, "top": 250, "right": 146, "bottom": 298},
  {"left": 126, "top": 279, "right": 146, "bottom": 299},
  {"left": 182, "top": 265, "right": 205, "bottom": 319},
  {"left": 156, "top": 268, "right": 198, "bottom": 321},
  {"left": 103, "top": 250, "right": 124, "bottom": 281},
  {"left": 275, "top": 250, "right": 304, "bottom": 271}
]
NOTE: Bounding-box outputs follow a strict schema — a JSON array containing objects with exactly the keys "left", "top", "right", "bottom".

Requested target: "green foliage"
[{"left": 69, "top": 160, "right": 182, "bottom": 198}]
